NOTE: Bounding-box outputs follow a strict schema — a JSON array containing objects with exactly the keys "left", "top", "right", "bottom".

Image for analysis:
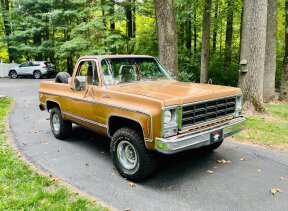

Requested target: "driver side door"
[
  {"left": 68, "top": 59, "right": 103, "bottom": 132},
  {"left": 17, "top": 62, "right": 30, "bottom": 75}
]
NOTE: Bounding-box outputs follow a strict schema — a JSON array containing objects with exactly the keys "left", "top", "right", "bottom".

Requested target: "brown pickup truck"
[{"left": 39, "top": 55, "right": 245, "bottom": 181}]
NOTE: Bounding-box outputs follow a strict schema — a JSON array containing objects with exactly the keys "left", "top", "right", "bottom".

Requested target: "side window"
[
  {"left": 76, "top": 61, "right": 99, "bottom": 86},
  {"left": 20, "top": 62, "right": 29, "bottom": 67}
]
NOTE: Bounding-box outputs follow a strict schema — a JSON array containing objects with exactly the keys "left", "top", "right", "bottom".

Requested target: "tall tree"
[
  {"left": 154, "top": 0, "right": 178, "bottom": 77},
  {"left": 224, "top": 0, "right": 234, "bottom": 69},
  {"left": 238, "top": 0, "right": 268, "bottom": 112},
  {"left": 109, "top": 0, "right": 115, "bottom": 30},
  {"left": 264, "top": 0, "right": 277, "bottom": 102},
  {"left": 0, "top": 0, "right": 13, "bottom": 62},
  {"left": 186, "top": 8, "right": 192, "bottom": 57},
  {"left": 212, "top": 0, "right": 219, "bottom": 54},
  {"left": 200, "top": 0, "right": 212, "bottom": 83},
  {"left": 125, "top": 0, "right": 133, "bottom": 39},
  {"left": 280, "top": 0, "right": 288, "bottom": 100}
]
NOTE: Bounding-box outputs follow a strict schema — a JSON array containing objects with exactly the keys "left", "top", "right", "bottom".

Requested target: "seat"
[
  {"left": 119, "top": 65, "right": 137, "bottom": 82},
  {"left": 86, "top": 64, "right": 93, "bottom": 84}
]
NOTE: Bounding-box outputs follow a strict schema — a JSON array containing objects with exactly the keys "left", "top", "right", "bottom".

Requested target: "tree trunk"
[
  {"left": 280, "top": 0, "right": 288, "bottom": 100},
  {"left": 125, "top": 0, "right": 133, "bottom": 39},
  {"left": 212, "top": 0, "right": 219, "bottom": 55},
  {"left": 186, "top": 17, "right": 192, "bottom": 57},
  {"left": 238, "top": 0, "right": 268, "bottom": 112},
  {"left": 132, "top": 0, "right": 136, "bottom": 38},
  {"left": 101, "top": 0, "right": 107, "bottom": 27},
  {"left": 193, "top": 11, "right": 197, "bottom": 58},
  {"left": 154, "top": 0, "right": 178, "bottom": 78},
  {"left": 200, "top": 0, "right": 212, "bottom": 83},
  {"left": 109, "top": 0, "right": 115, "bottom": 30},
  {"left": 263, "top": 0, "right": 277, "bottom": 102},
  {"left": 224, "top": 0, "right": 234, "bottom": 69},
  {"left": 1, "top": 0, "right": 13, "bottom": 62}
]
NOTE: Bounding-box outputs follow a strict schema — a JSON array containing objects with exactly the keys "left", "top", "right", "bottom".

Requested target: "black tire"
[
  {"left": 200, "top": 140, "right": 224, "bottom": 152},
  {"left": 111, "top": 127, "right": 157, "bottom": 181},
  {"left": 34, "top": 70, "right": 42, "bottom": 79},
  {"left": 9, "top": 70, "right": 17, "bottom": 79},
  {"left": 50, "top": 107, "right": 72, "bottom": 139},
  {"left": 55, "top": 72, "right": 71, "bottom": 84}
]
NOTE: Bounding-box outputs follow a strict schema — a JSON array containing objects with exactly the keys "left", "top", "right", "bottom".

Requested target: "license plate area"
[{"left": 210, "top": 129, "right": 223, "bottom": 143}]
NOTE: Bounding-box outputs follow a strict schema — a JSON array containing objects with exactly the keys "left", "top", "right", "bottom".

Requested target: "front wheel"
[
  {"left": 9, "top": 70, "right": 17, "bottom": 79},
  {"left": 50, "top": 107, "right": 72, "bottom": 139},
  {"left": 200, "top": 140, "right": 223, "bottom": 152},
  {"left": 111, "top": 127, "right": 157, "bottom": 181}
]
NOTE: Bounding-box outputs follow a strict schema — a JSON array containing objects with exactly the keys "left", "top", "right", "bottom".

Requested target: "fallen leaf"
[
  {"left": 270, "top": 188, "right": 282, "bottom": 195},
  {"left": 217, "top": 159, "right": 231, "bottom": 164},
  {"left": 129, "top": 182, "right": 136, "bottom": 187},
  {"left": 257, "top": 169, "right": 262, "bottom": 172},
  {"left": 240, "top": 158, "right": 245, "bottom": 161},
  {"left": 207, "top": 170, "right": 214, "bottom": 174},
  {"left": 280, "top": 177, "right": 284, "bottom": 181},
  {"left": 85, "top": 163, "right": 89, "bottom": 167}
]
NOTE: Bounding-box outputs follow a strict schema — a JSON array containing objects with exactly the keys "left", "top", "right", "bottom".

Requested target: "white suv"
[{"left": 9, "top": 61, "right": 56, "bottom": 79}]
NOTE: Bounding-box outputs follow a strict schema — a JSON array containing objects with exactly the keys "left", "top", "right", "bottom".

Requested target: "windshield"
[{"left": 100, "top": 57, "right": 172, "bottom": 85}]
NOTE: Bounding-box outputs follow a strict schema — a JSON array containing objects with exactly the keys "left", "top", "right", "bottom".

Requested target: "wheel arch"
[
  {"left": 108, "top": 115, "right": 145, "bottom": 139},
  {"left": 9, "top": 69, "right": 16, "bottom": 74},
  {"left": 46, "top": 100, "right": 61, "bottom": 112}
]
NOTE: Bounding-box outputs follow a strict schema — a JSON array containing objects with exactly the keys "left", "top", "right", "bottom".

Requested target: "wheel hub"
[
  {"left": 52, "top": 114, "right": 60, "bottom": 134},
  {"left": 117, "top": 140, "right": 138, "bottom": 170}
]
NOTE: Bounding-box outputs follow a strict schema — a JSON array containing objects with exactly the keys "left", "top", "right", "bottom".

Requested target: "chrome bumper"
[{"left": 155, "top": 117, "right": 246, "bottom": 154}]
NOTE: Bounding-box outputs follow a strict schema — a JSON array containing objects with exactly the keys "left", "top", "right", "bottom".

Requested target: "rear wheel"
[
  {"left": 50, "top": 107, "right": 72, "bottom": 139},
  {"left": 9, "top": 70, "right": 17, "bottom": 79},
  {"left": 34, "top": 70, "right": 42, "bottom": 79},
  {"left": 111, "top": 127, "right": 157, "bottom": 181}
]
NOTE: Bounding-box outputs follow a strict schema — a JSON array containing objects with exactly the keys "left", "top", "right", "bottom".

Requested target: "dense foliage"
[{"left": 0, "top": 0, "right": 285, "bottom": 87}]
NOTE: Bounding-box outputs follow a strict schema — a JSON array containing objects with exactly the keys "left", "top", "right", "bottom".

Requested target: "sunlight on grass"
[
  {"left": 266, "top": 104, "right": 288, "bottom": 120},
  {"left": 235, "top": 103, "right": 288, "bottom": 149},
  {"left": 0, "top": 97, "right": 108, "bottom": 210}
]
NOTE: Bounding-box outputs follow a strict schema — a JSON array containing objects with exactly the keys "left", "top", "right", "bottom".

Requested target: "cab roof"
[{"left": 79, "top": 55, "right": 154, "bottom": 60}]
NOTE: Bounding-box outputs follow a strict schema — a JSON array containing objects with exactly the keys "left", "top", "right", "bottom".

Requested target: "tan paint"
[{"left": 39, "top": 55, "right": 241, "bottom": 151}]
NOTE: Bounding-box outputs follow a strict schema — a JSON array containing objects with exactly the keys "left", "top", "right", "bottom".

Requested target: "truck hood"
[{"left": 107, "top": 80, "right": 241, "bottom": 106}]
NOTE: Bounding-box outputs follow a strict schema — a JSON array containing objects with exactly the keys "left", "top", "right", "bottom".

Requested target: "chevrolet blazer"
[{"left": 39, "top": 55, "right": 245, "bottom": 181}]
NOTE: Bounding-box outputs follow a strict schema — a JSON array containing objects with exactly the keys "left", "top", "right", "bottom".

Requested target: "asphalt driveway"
[{"left": 1, "top": 78, "right": 287, "bottom": 211}]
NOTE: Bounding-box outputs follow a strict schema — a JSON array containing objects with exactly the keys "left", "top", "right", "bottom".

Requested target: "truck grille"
[{"left": 182, "top": 96, "right": 236, "bottom": 128}]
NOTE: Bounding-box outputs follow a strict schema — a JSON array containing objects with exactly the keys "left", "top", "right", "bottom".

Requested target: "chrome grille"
[{"left": 182, "top": 97, "right": 236, "bottom": 128}]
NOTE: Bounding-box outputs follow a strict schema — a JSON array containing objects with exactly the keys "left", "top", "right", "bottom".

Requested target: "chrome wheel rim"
[
  {"left": 35, "top": 72, "right": 40, "bottom": 79},
  {"left": 117, "top": 140, "right": 138, "bottom": 170},
  {"left": 52, "top": 114, "right": 60, "bottom": 134},
  {"left": 11, "top": 72, "right": 17, "bottom": 78}
]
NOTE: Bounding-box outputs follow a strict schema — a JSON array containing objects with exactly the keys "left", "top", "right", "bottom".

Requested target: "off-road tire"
[
  {"left": 111, "top": 127, "right": 157, "bottom": 181},
  {"left": 55, "top": 72, "right": 71, "bottom": 84},
  {"left": 200, "top": 140, "right": 223, "bottom": 152},
  {"left": 50, "top": 107, "right": 72, "bottom": 139},
  {"left": 9, "top": 70, "right": 17, "bottom": 79},
  {"left": 34, "top": 70, "right": 42, "bottom": 79}
]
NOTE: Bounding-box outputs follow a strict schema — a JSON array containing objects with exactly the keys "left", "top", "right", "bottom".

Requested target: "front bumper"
[{"left": 155, "top": 117, "right": 246, "bottom": 154}]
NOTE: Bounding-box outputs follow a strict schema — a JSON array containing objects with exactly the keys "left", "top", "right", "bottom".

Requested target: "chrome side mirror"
[{"left": 75, "top": 76, "right": 87, "bottom": 91}]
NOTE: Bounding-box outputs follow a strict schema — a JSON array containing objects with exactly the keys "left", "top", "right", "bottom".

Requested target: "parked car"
[
  {"left": 9, "top": 61, "right": 56, "bottom": 79},
  {"left": 39, "top": 55, "right": 245, "bottom": 181}
]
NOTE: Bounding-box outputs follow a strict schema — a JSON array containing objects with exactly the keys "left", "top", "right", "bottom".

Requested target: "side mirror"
[{"left": 74, "top": 76, "right": 87, "bottom": 91}]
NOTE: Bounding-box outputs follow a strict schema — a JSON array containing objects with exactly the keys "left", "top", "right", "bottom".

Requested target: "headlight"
[
  {"left": 162, "top": 107, "right": 178, "bottom": 137},
  {"left": 235, "top": 95, "right": 243, "bottom": 117},
  {"left": 164, "top": 110, "right": 172, "bottom": 124}
]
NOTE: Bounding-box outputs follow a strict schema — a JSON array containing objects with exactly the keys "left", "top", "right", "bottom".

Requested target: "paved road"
[{"left": 1, "top": 78, "right": 288, "bottom": 211}]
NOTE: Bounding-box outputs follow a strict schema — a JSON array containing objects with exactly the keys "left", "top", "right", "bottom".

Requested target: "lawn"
[
  {"left": 0, "top": 97, "right": 108, "bottom": 210},
  {"left": 235, "top": 103, "right": 288, "bottom": 151}
]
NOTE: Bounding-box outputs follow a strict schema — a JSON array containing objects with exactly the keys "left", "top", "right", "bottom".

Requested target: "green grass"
[
  {"left": 235, "top": 103, "right": 288, "bottom": 150},
  {"left": 266, "top": 104, "right": 288, "bottom": 120},
  {"left": 0, "top": 97, "right": 108, "bottom": 210}
]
